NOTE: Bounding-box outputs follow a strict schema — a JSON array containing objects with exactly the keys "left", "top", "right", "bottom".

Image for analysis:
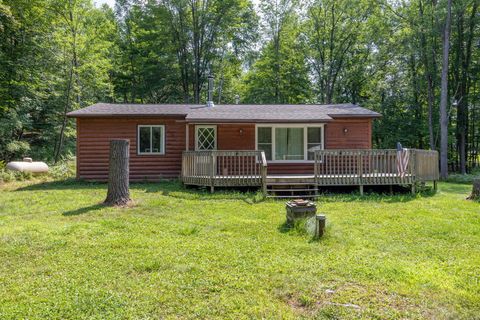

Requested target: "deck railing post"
[
  {"left": 210, "top": 152, "right": 215, "bottom": 193},
  {"left": 358, "top": 152, "right": 364, "bottom": 195},
  {"left": 260, "top": 151, "right": 267, "bottom": 197},
  {"left": 410, "top": 149, "right": 416, "bottom": 195}
]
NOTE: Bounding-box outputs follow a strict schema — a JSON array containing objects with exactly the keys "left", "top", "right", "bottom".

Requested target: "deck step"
[
  {"left": 267, "top": 188, "right": 318, "bottom": 192},
  {"left": 266, "top": 194, "right": 318, "bottom": 199},
  {"left": 266, "top": 182, "right": 317, "bottom": 186}
]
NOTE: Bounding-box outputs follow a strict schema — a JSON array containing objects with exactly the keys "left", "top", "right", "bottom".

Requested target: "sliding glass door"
[
  {"left": 275, "top": 128, "right": 304, "bottom": 160},
  {"left": 256, "top": 125, "right": 324, "bottom": 161}
]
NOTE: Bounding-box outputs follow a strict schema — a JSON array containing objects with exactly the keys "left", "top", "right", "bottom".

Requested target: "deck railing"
[
  {"left": 313, "top": 149, "right": 439, "bottom": 189},
  {"left": 182, "top": 149, "right": 439, "bottom": 195},
  {"left": 182, "top": 150, "right": 267, "bottom": 192},
  {"left": 414, "top": 149, "right": 440, "bottom": 182}
]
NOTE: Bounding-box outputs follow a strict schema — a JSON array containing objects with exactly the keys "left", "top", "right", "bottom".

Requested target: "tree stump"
[
  {"left": 104, "top": 139, "right": 131, "bottom": 206},
  {"left": 467, "top": 178, "right": 480, "bottom": 200}
]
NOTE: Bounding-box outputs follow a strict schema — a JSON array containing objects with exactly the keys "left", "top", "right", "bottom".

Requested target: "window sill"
[{"left": 137, "top": 153, "right": 166, "bottom": 156}]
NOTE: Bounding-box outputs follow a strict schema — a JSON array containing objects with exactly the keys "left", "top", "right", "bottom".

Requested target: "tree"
[
  {"left": 452, "top": 0, "right": 478, "bottom": 174},
  {"left": 242, "top": 0, "right": 311, "bottom": 103},
  {"left": 161, "top": 0, "right": 258, "bottom": 103},
  {"left": 418, "top": 0, "right": 440, "bottom": 150},
  {"left": 305, "top": 0, "right": 375, "bottom": 104},
  {"left": 104, "top": 139, "right": 131, "bottom": 206},
  {"left": 439, "top": 0, "right": 452, "bottom": 179},
  {"left": 49, "top": 0, "right": 116, "bottom": 163}
]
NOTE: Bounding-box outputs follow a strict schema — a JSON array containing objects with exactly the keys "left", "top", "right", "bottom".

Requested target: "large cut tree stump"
[
  {"left": 104, "top": 139, "right": 131, "bottom": 206},
  {"left": 467, "top": 178, "right": 480, "bottom": 200}
]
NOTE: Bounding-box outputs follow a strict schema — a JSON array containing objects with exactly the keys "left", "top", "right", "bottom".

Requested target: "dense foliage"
[{"left": 0, "top": 0, "right": 479, "bottom": 174}]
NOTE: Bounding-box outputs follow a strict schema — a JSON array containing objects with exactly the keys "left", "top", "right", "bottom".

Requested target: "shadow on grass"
[
  {"left": 278, "top": 221, "right": 291, "bottom": 233},
  {"left": 277, "top": 221, "right": 327, "bottom": 243},
  {"left": 15, "top": 179, "right": 106, "bottom": 191},
  {"left": 62, "top": 203, "right": 105, "bottom": 216},
  {"left": 14, "top": 178, "right": 440, "bottom": 204},
  {"left": 438, "top": 181, "right": 472, "bottom": 193}
]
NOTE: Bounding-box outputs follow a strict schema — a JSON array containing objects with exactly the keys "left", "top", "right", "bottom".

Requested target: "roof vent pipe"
[
  {"left": 235, "top": 94, "right": 240, "bottom": 105},
  {"left": 207, "top": 74, "right": 214, "bottom": 107}
]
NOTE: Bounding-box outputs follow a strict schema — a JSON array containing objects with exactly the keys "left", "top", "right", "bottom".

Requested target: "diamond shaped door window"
[{"left": 196, "top": 126, "right": 216, "bottom": 150}]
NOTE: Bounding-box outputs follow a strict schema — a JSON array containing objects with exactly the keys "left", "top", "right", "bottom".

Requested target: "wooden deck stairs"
[{"left": 266, "top": 175, "right": 318, "bottom": 199}]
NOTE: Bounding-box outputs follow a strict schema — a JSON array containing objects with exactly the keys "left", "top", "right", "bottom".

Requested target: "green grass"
[{"left": 0, "top": 179, "right": 479, "bottom": 319}]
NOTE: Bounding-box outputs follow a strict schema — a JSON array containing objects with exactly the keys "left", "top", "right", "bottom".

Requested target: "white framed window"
[
  {"left": 195, "top": 125, "right": 217, "bottom": 151},
  {"left": 138, "top": 125, "right": 165, "bottom": 155},
  {"left": 255, "top": 124, "right": 324, "bottom": 162}
]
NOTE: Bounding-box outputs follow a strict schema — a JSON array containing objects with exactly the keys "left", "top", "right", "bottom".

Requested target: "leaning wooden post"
[{"left": 104, "top": 139, "right": 131, "bottom": 206}]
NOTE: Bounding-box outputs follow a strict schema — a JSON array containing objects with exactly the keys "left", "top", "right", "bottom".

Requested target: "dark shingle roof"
[
  {"left": 186, "top": 103, "right": 380, "bottom": 122},
  {"left": 67, "top": 102, "right": 381, "bottom": 121},
  {"left": 67, "top": 103, "right": 198, "bottom": 117}
]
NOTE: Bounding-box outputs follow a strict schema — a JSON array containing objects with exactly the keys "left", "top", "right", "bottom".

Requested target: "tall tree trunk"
[
  {"left": 418, "top": 0, "right": 437, "bottom": 150},
  {"left": 54, "top": 1, "right": 79, "bottom": 164},
  {"left": 54, "top": 63, "right": 74, "bottom": 163},
  {"left": 439, "top": 0, "right": 452, "bottom": 179},
  {"left": 457, "top": 1, "right": 477, "bottom": 174},
  {"left": 104, "top": 139, "right": 131, "bottom": 206},
  {"left": 410, "top": 52, "right": 423, "bottom": 148}
]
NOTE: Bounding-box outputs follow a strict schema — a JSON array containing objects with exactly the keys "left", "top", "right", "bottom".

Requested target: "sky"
[{"left": 94, "top": 0, "right": 260, "bottom": 8}]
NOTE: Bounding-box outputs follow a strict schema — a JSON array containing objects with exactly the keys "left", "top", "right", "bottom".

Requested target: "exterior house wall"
[
  {"left": 324, "top": 118, "right": 372, "bottom": 149},
  {"left": 77, "top": 117, "right": 185, "bottom": 181},
  {"left": 188, "top": 124, "right": 256, "bottom": 150},
  {"left": 76, "top": 117, "right": 373, "bottom": 181},
  {"left": 266, "top": 118, "right": 372, "bottom": 175}
]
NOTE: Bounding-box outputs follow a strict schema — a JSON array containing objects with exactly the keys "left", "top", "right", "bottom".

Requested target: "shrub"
[
  {"left": 0, "top": 159, "right": 75, "bottom": 184},
  {"left": 445, "top": 169, "right": 480, "bottom": 184},
  {"left": 6, "top": 141, "right": 31, "bottom": 158},
  {"left": 49, "top": 161, "right": 76, "bottom": 180},
  {"left": 0, "top": 169, "right": 32, "bottom": 183}
]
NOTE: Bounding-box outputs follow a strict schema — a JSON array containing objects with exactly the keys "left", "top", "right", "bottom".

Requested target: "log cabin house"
[{"left": 68, "top": 101, "right": 439, "bottom": 198}]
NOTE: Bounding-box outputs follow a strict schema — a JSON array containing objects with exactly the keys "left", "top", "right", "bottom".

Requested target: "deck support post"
[
  {"left": 411, "top": 183, "right": 416, "bottom": 195},
  {"left": 359, "top": 185, "right": 364, "bottom": 195},
  {"left": 433, "top": 180, "right": 437, "bottom": 191}
]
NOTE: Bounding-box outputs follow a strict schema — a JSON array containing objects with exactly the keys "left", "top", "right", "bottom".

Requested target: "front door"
[{"left": 195, "top": 125, "right": 217, "bottom": 151}]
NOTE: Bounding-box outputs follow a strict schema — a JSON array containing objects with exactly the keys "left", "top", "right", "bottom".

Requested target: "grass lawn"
[{"left": 0, "top": 179, "right": 479, "bottom": 319}]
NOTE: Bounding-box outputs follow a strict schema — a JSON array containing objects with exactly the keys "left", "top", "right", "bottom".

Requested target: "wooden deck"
[{"left": 181, "top": 149, "right": 439, "bottom": 196}]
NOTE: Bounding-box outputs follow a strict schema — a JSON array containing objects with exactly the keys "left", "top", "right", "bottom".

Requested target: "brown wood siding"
[
  {"left": 325, "top": 119, "right": 372, "bottom": 149},
  {"left": 268, "top": 119, "right": 372, "bottom": 174},
  {"left": 77, "top": 117, "right": 185, "bottom": 181},
  {"left": 76, "top": 118, "right": 373, "bottom": 181},
  {"left": 188, "top": 124, "right": 256, "bottom": 150}
]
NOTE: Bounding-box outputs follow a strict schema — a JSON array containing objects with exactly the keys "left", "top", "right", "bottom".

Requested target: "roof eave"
[
  {"left": 328, "top": 114, "right": 382, "bottom": 119},
  {"left": 67, "top": 113, "right": 188, "bottom": 118},
  {"left": 185, "top": 118, "right": 334, "bottom": 123}
]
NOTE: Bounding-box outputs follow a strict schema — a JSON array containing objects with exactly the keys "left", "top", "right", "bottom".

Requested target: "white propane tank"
[{"left": 6, "top": 158, "right": 49, "bottom": 173}]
